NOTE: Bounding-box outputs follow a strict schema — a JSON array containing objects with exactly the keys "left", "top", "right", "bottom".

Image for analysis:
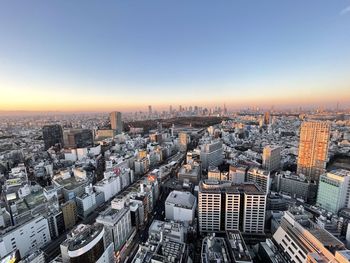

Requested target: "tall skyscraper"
[
  {"left": 148, "top": 105, "right": 152, "bottom": 116},
  {"left": 178, "top": 132, "right": 188, "bottom": 152},
  {"left": 42, "top": 124, "right": 64, "bottom": 150},
  {"left": 297, "top": 121, "right": 330, "bottom": 182},
  {"left": 262, "top": 145, "right": 281, "bottom": 172},
  {"left": 109, "top": 111, "right": 122, "bottom": 134},
  {"left": 263, "top": 111, "right": 270, "bottom": 125},
  {"left": 198, "top": 180, "right": 266, "bottom": 234}
]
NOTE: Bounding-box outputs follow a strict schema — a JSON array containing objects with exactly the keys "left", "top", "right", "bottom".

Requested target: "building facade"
[
  {"left": 165, "top": 190, "right": 196, "bottom": 224},
  {"left": 316, "top": 169, "right": 350, "bottom": 214},
  {"left": 110, "top": 111, "right": 122, "bottom": 134},
  {"left": 200, "top": 140, "right": 223, "bottom": 170},
  {"left": 246, "top": 167, "right": 270, "bottom": 194},
  {"left": 198, "top": 180, "right": 266, "bottom": 234},
  {"left": 297, "top": 121, "right": 330, "bottom": 182},
  {"left": 262, "top": 145, "right": 281, "bottom": 172},
  {"left": 42, "top": 124, "right": 64, "bottom": 150},
  {"left": 0, "top": 215, "right": 51, "bottom": 259}
]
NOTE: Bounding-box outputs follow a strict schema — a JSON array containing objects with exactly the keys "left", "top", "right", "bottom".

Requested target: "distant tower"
[
  {"left": 171, "top": 124, "right": 175, "bottom": 137},
  {"left": 297, "top": 121, "right": 330, "bottom": 182},
  {"left": 169, "top": 105, "right": 172, "bottom": 114},
  {"left": 178, "top": 132, "right": 188, "bottom": 152},
  {"left": 148, "top": 105, "right": 152, "bottom": 117},
  {"left": 263, "top": 111, "right": 270, "bottom": 125},
  {"left": 110, "top": 111, "right": 122, "bottom": 134}
]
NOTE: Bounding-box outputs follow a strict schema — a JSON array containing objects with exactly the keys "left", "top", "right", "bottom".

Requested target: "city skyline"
[{"left": 1, "top": 1, "right": 350, "bottom": 111}]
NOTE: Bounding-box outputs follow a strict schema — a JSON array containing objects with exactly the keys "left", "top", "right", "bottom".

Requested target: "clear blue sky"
[{"left": 0, "top": 0, "right": 350, "bottom": 111}]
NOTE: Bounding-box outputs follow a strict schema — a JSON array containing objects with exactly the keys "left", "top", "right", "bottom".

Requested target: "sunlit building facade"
[
  {"left": 297, "top": 121, "right": 330, "bottom": 182},
  {"left": 198, "top": 180, "right": 266, "bottom": 234},
  {"left": 110, "top": 111, "right": 122, "bottom": 134}
]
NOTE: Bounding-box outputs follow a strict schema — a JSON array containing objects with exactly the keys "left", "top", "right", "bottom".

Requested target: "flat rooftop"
[
  {"left": 328, "top": 169, "right": 350, "bottom": 177},
  {"left": 96, "top": 206, "right": 128, "bottom": 226},
  {"left": 54, "top": 176, "right": 87, "bottom": 190},
  {"left": 165, "top": 190, "right": 195, "bottom": 209},
  {"left": 308, "top": 227, "right": 344, "bottom": 248},
  {"left": 149, "top": 220, "right": 183, "bottom": 235},
  {"left": 202, "top": 235, "right": 230, "bottom": 263},
  {"left": 226, "top": 231, "right": 252, "bottom": 262},
  {"left": 64, "top": 223, "right": 103, "bottom": 252},
  {"left": 199, "top": 180, "right": 264, "bottom": 194},
  {"left": 178, "top": 164, "right": 200, "bottom": 175}
]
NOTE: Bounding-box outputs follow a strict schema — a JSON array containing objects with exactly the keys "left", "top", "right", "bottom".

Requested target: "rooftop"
[
  {"left": 226, "top": 231, "right": 252, "bottom": 262},
  {"left": 96, "top": 206, "right": 129, "bottom": 226},
  {"left": 54, "top": 176, "right": 88, "bottom": 190},
  {"left": 178, "top": 163, "right": 200, "bottom": 176},
  {"left": 327, "top": 169, "right": 350, "bottom": 178},
  {"left": 63, "top": 223, "right": 104, "bottom": 252},
  {"left": 165, "top": 191, "right": 196, "bottom": 209},
  {"left": 199, "top": 180, "right": 264, "bottom": 194},
  {"left": 201, "top": 235, "right": 230, "bottom": 263}
]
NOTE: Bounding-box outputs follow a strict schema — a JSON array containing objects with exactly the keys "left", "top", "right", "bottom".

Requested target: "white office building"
[
  {"left": 165, "top": 191, "right": 196, "bottom": 224},
  {"left": 94, "top": 173, "right": 122, "bottom": 202},
  {"left": 96, "top": 206, "right": 133, "bottom": 252},
  {"left": 246, "top": 167, "right": 270, "bottom": 194},
  {"left": 0, "top": 215, "right": 51, "bottom": 259},
  {"left": 198, "top": 180, "right": 266, "bottom": 234},
  {"left": 200, "top": 140, "right": 223, "bottom": 170}
]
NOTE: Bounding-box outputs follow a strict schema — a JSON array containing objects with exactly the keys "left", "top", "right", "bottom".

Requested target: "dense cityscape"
[
  {"left": 0, "top": 107, "right": 350, "bottom": 263},
  {"left": 1, "top": 1, "right": 350, "bottom": 263}
]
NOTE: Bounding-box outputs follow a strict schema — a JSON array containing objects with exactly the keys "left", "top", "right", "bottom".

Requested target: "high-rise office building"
[
  {"left": 316, "top": 169, "right": 350, "bottom": 214},
  {"left": 148, "top": 105, "right": 152, "bottom": 116},
  {"left": 46, "top": 210, "right": 65, "bottom": 239},
  {"left": 61, "top": 200, "right": 77, "bottom": 230},
  {"left": 198, "top": 180, "right": 266, "bottom": 234},
  {"left": 200, "top": 140, "right": 223, "bottom": 170},
  {"left": 246, "top": 167, "right": 270, "bottom": 194},
  {"left": 42, "top": 124, "right": 64, "bottom": 150},
  {"left": 276, "top": 172, "right": 317, "bottom": 202},
  {"left": 109, "top": 111, "right": 122, "bottom": 134},
  {"left": 63, "top": 129, "right": 94, "bottom": 148},
  {"left": 297, "top": 121, "right": 330, "bottom": 182},
  {"left": 262, "top": 145, "right": 281, "bottom": 172},
  {"left": 96, "top": 206, "right": 133, "bottom": 253},
  {"left": 178, "top": 132, "right": 188, "bottom": 152}
]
